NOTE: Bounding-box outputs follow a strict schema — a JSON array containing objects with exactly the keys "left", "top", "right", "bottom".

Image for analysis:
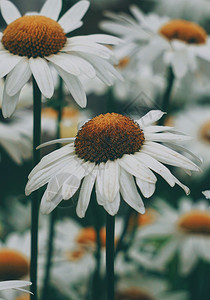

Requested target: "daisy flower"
[
  {"left": 0, "top": 0, "right": 122, "bottom": 118},
  {"left": 139, "top": 197, "right": 210, "bottom": 275},
  {"left": 172, "top": 105, "right": 210, "bottom": 171},
  {"left": 25, "top": 110, "right": 200, "bottom": 217},
  {"left": 100, "top": 6, "right": 210, "bottom": 78},
  {"left": 0, "top": 110, "right": 32, "bottom": 164},
  {"left": 155, "top": 0, "right": 210, "bottom": 22}
]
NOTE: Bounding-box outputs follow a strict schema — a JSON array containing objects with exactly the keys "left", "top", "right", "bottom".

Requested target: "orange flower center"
[
  {"left": 2, "top": 15, "right": 67, "bottom": 58},
  {"left": 117, "top": 57, "right": 130, "bottom": 69},
  {"left": 0, "top": 249, "right": 29, "bottom": 280},
  {"left": 177, "top": 210, "right": 210, "bottom": 235},
  {"left": 199, "top": 120, "right": 210, "bottom": 144},
  {"left": 75, "top": 113, "right": 145, "bottom": 164},
  {"left": 76, "top": 227, "right": 106, "bottom": 247},
  {"left": 15, "top": 295, "right": 30, "bottom": 300},
  {"left": 116, "top": 288, "right": 154, "bottom": 300},
  {"left": 159, "top": 19, "right": 207, "bottom": 44}
]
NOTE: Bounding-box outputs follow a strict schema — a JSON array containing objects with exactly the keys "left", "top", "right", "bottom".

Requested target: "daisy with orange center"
[
  {"left": 100, "top": 6, "right": 210, "bottom": 78},
  {"left": 0, "top": 0, "right": 122, "bottom": 118},
  {"left": 139, "top": 198, "right": 210, "bottom": 275},
  {"left": 25, "top": 110, "right": 200, "bottom": 217}
]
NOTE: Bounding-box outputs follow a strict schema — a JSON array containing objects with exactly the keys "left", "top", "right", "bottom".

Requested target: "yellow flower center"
[
  {"left": 15, "top": 295, "right": 30, "bottom": 300},
  {"left": 159, "top": 19, "right": 207, "bottom": 44},
  {"left": 74, "top": 113, "right": 145, "bottom": 164},
  {"left": 199, "top": 120, "right": 210, "bottom": 144},
  {"left": 117, "top": 57, "right": 130, "bottom": 69},
  {"left": 177, "top": 210, "right": 210, "bottom": 235},
  {"left": 76, "top": 227, "right": 107, "bottom": 247},
  {"left": 116, "top": 288, "right": 154, "bottom": 300},
  {"left": 2, "top": 15, "right": 67, "bottom": 58},
  {"left": 0, "top": 249, "right": 29, "bottom": 280}
]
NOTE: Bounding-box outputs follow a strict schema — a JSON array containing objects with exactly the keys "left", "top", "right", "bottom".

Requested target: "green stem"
[
  {"left": 158, "top": 66, "right": 175, "bottom": 126},
  {"left": 106, "top": 213, "right": 115, "bottom": 300},
  {"left": 106, "top": 88, "right": 116, "bottom": 113},
  {"left": 41, "top": 78, "right": 64, "bottom": 300},
  {"left": 30, "top": 78, "right": 42, "bottom": 300},
  {"left": 115, "top": 206, "right": 133, "bottom": 257},
  {"left": 91, "top": 191, "right": 102, "bottom": 300}
]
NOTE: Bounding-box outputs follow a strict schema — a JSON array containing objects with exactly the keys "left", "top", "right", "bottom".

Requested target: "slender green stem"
[
  {"left": 41, "top": 78, "right": 64, "bottom": 300},
  {"left": 90, "top": 191, "right": 102, "bottom": 300},
  {"left": 106, "top": 213, "right": 115, "bottom": 300},
  {"left": 158, "top": 66, "right": 175, "bottom": 126},
  {"left": 30, "top": 78, "right": 42, "bottom": 300},
  {"left": 106, "top": 88, "right": 116, "bottom": 113},
  {"left": 115, "top": 206, "right": 133, "bottom": 257}
]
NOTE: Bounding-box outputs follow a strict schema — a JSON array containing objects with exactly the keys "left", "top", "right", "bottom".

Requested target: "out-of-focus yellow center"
[
  {"left": 42, "top": 107, "right": 80, "bottom": 138},
  {"left": 117, "top": 57, "right": 130, "bottom": 69},
  {"left": 199, "top": 120, "right": 210, "bottom": 144},
  {"left": 116, "top": 288, "right": 154, "bottom": 300},
  {"left": 75, "top": 113, "right": 145, "bottom": 164},
  {"left": 159, "top": 19, "right": 207, "bottom": 44},
  {"left": 0, "top": 249, "right": 29, "bottom": 280},
  {"left": 76, "top": 227, "right": 107, "bottom": 247},
  {"left": 15, "top": 295, "right": 30, "bottom": 300},
  {"left": 2, "top": 15, "right": 66, "bottom": 58},
  {"left": 177, "top": 210, "right": 210, "bottom": 235}
]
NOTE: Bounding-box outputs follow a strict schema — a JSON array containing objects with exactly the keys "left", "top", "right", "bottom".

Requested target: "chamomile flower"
[
  {"left": 139, "top": 198, "right": 210, "bottom": 276},
  {"left": 0, "top": 110, "right": 32, "bottom": 164},
  {"left": 100, "top": 6, "right": 210, "bottom": 78},
  {"left": 155, "top": 0, "right": 210, "bottom": 22},
  {"left": 172, "top": 106, "right": 210, "bottom": 171},
  {"left": 25, "top": 110, "right": 200, "bottom": 217},
  {"left": 0, "top": 0, "right": 122, "bottom": 118}
]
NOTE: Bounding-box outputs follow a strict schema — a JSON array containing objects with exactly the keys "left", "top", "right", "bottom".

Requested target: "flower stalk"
[
  {"left": 41, "top": 78, "right": 64, "bottom": 300},
  {"left": 30, "top": 78, "right": 42, "bottom": 300},
  {"left": 158, "top": 66, "right": 175, "bottom": 126},
  {"left": 106, "top": 213, "right": 115, "bottom": 300}
]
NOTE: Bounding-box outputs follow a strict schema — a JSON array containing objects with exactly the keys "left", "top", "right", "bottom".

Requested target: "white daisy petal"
[
  {"left": 137, "top": 110, "right": 166, "bottom": 127},
  {"left": 136, "top": 178, "right": 156, "bottom": 198},
  {"left": 69, "top": 34, "right": 122, "bottom": 45},
  {"left": 144, "top": 132, "right": 192, "bottom": 143},
  {"left": 0, "top": 281, "right": 31, "bottom": 291},
  {"left": 135, "top": 152, "right": 175, "bottom": 186},
  {"left": 6, "top": 57, "right": 31, "bottom": 96},
  {"left": 40, "top": 0, "right": 62, "bottom": 21},
  {"left": 36, "top": 138, "right": 75, "bottom": 150},
  {"left": 29, "top": 57, "right": 54, "bottom": 98},
  {"left": 118, "top": 154, "right": 157, "bottom": 183},
  {"left": 2, "top": 89, "right": 20, "bottom": 118},
  {"left": 62, "top": 161, "right": 94, "bottom": 200},
  {"left": 0, "top": 0, "right": 21, "bottom": 24},
  {"left": 172, "top": 176, "right": 190, "bottom": 195},
  {"left": 28, "top": 145, "right": 74, "bottom": 178},
  {"left": 142, "top": 141, "right": 200, "bottom": 171},
  {"left": 101, "top": 160, "right": 120, "bottom": 203},
  {"left": 58, "top": 0, "right": 90, "bottom": 34},
  {"left": 119, "top": 168, "right": 145, "bottom": 214},
  {"left": 202, "top": 190, "right": 210, "bottom": 199},
  {"left": 102, "top": 192, "right": 120, "bottom": 216},
  {"left": 76, "top": 167, "right": 98, "bottom": 218},
  {"left": 0, "top": 51, "right": 23, "bottom": 78},
  {"left": 47, "top": 53, "right": 81, "bottom": 76},
  {"left": 54, "top": 65, "right": 87, "bottom": 107},
  {"left": 40, "top": 190, "right": 63, "bottom": 214},
  {"left": 180, "top": 238, "right": 197, "bottom": 275}
]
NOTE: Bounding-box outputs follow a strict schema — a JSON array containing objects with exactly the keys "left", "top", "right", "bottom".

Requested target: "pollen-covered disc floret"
[
  {"left": 159, "top": 19, "right": 207, "bottom": 44},
  {"left": 199, "top": 120, "right": 210, "bottom": 144},
  {"left": 0, "top": 249, "right": 29, "bottom": 280},
  {"left": 74, "top": 113, "right": 145, "bottom": 164},
  {"left": 116, "top": 289, "right": 154, "bottom": 300},
  {"left": 177, "top": 210, "right": 210, "bottom": 235},
  {"left": 2, "top": 15, "right": 67, "bottom": 58}
]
